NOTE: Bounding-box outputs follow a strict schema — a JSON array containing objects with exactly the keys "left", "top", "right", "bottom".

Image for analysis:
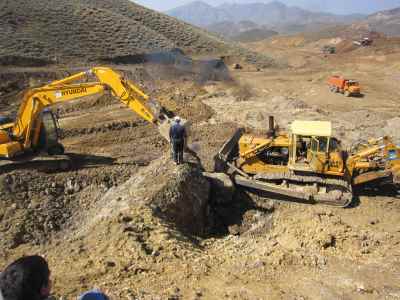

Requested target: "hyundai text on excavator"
[
  {"left": 217, "top": 117, "right": 400, "bottom": 207},
  {"left": 0, "top": 67, "right": 176, "bottom": 172}
]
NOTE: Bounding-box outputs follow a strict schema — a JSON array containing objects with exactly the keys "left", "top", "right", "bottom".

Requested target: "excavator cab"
[
  {"left": 0, "top": 110, "right": 64, "bottom": 159},
  {"left": 37, "top": 109, "right": 64, "bottom": 155}
]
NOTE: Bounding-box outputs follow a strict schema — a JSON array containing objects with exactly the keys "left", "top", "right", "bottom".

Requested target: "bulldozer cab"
[{"left": 289, "top": 121, "right": 344, "bottom": 175}]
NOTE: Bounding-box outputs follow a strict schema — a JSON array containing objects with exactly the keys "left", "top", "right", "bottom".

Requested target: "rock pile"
[{"left": 83, "top": 155, "right": 211, "bottom": 236}]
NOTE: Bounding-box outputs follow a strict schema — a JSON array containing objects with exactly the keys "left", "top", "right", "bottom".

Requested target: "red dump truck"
[{"left": 328, "top": 76, "right": 361, "bottom": 97}]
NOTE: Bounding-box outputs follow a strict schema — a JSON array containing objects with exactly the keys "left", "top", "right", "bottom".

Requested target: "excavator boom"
[{"left": 0, "top": 67, "right": 173, "bottom": 160}]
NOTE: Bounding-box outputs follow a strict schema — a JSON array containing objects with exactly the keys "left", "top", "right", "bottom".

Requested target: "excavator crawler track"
[{"left": 0, "top": 154, "right": 73, "bottom": 175}]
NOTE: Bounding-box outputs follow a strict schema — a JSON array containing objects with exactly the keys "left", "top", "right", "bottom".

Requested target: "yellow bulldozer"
[
  {"left": 0, "top": 67, "right": 176, "bottom": 172},
  {"left": 217, "top": 117, "right": 400, "bottom": 207}
]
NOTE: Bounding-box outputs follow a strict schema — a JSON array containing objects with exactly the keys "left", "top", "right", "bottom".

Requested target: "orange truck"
[{"left": 327, "top": 76, "right": 361, "bottom": 97}]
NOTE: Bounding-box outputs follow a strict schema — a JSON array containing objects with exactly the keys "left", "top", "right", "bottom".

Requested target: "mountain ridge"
[
  {"left": 167, "top": 1, "right": 365, "bottom": 29},
  {"left": 352, "top": 6, "right": 400, "bottom": 36}
]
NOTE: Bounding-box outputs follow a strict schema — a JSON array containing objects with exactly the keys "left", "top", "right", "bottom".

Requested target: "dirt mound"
[
  {"left": 93, "top": 155, "right": 210, "bottom": 236},
  {"left": 0, "top": 154, "right": 213, "bottom": 297}
]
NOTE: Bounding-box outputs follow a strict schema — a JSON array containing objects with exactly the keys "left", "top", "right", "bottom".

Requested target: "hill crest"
[
  {"left": 0, "top": 0, "right": 266, "bottom": 65},
  {"left": 167, "top": 0, "right": 364, "bottom": 29}
]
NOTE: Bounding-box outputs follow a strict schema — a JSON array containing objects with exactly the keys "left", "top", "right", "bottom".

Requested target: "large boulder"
[
  {"left": 93, "top": 155, "right": 210, "bottom": 236},
  {"left": 151, "top": 162, "right": 210, "bottom": 235}
]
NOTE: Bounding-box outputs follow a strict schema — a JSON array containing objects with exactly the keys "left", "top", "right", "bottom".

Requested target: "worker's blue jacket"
[{"left": 169, "top": 122, "right": 186, "bottom": 142}]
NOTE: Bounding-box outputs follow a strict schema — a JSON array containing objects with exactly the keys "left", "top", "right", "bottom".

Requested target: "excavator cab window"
[
  {"left": 0, "top": 116, "right": 13, "bottom": 126},
  {"left": 38, "top": 110, "right": 64, "bottom": 155}
]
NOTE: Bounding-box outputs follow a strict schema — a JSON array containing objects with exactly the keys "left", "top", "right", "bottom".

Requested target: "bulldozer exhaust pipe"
[{"left": 268, "top": 115, "right": 275, "bottom": 138}]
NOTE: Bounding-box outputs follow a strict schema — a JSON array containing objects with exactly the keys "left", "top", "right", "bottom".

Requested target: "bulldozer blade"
[
  {"left": 218, "top": 128, "right": 245, "bottom": 162},
  {"left": 353, "top": 170, "right": 392, "bottom": 186}
]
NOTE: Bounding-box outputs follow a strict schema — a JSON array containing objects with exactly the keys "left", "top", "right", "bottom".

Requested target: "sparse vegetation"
[{"left": 0, "top": 0, "right": 274, "bottom": 67}]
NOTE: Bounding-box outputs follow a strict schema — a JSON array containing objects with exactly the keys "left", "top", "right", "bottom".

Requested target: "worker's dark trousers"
[{"left": 172, "top": 139, "right": 184, "bottom": 164}]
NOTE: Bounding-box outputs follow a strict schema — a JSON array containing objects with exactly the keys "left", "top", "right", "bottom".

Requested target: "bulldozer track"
[
  {"left": 236, "top": 172, "right": 353, "bottom": 207},
  {"left": 254, "top": 172, "right": 351, "bottom": 188}
]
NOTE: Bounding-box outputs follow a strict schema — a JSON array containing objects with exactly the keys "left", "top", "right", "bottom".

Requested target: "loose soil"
[{"left": 1, "top": 31, "right": 400, "bottom": 299}]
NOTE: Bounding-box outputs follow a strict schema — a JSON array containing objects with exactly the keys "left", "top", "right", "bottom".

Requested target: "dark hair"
[{"left": 0, "top": 256, "right": 50, "bottom": 300}]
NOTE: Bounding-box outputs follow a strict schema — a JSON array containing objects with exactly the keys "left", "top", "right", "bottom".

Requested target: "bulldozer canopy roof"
[{"left": 291, "top": 120, "right": 332, "bottom": 137}]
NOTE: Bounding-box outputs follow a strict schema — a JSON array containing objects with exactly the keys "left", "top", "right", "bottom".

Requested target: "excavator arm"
[
  {"left": 0, "top": 67, "right": 171, "bottom": 158},
  {"left": 43, "top": 67, "right": 158, "bottom": 123},
  {"left": 346, "top": 137, "right": 400, "bottom": 185}
]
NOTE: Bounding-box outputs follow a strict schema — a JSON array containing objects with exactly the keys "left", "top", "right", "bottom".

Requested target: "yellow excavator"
[
  {"left": 217, "top": 117, "right": 400, "bottom": 207},
  {"left": 0, "top": 67, "right": 174, "bottom": 172}
]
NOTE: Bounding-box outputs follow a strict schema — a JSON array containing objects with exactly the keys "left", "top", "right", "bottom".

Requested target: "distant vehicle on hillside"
[
  {"left": 327, "top": 76, "right": 361, "bottom": 97},
  {"left": 353, "top": 37, "right": 373, "bottom": 47},
  {"left": 322, "top": 45, "right": 336, "bottom": 54}
]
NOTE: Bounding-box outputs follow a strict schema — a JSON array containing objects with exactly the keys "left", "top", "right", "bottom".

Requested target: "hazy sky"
[{"left": 133, "top": 0, "right": 400, "bottom": 15}]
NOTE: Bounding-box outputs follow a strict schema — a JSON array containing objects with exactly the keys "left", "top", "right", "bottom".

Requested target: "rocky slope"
[
  {"left": 354, "top": 6, "right": 400, "bottom": 36},
  {"left": 207, "top": 21, "right": 279, "bottom": 42},
  {"left": 167, "top": 1, "right": 230, "bottom": 27}
]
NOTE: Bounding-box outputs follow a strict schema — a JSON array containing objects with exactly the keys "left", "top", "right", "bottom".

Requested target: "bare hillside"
[
  {"left": 357, "top": 7, "right": 400, "bottom": 37},
  {"left": 0, "top": 0, "right": 272, "bottom": 66}
]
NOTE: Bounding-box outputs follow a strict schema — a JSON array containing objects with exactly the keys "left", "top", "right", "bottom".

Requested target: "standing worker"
[{"left": 169, "top": 116, "right": 187, "bottom": 165}]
